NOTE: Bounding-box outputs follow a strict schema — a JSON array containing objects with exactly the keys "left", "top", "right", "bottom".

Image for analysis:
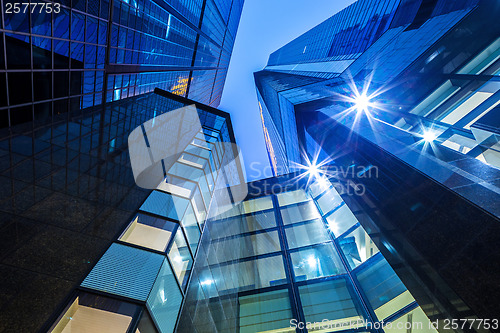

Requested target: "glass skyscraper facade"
[
  {"left": 0, "top": 1, "right": 245, "bottom": 331},
  {"left": 0, "top": 0, "right": 243, "bottom": 129},
  {"left": 0, "top": 87, "right": 245, "bottom": 333},
  {"left": 254, "top": 0, "right": 500, "bottom": 331},
  {"left": 177, "top": 172, "right": 440, "bottom": 333}
]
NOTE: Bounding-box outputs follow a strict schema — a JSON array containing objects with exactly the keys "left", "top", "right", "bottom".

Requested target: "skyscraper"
[
  {"left": 0, "top": 0, "right": 245, "bottom": 332},
  {"left": 254, "top": 0, "right": 500, "bottom": 329},
  {"left": 0, "top": 0, "right": 244, "bottom": 129}
]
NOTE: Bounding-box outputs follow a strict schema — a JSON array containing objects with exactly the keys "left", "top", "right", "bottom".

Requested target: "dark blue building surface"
[
  {"left": 255, "top": 0, "right": 500, "bottom": 329},
  {"left": 0, "top": 0, "right": 243, "bottom": 129}
]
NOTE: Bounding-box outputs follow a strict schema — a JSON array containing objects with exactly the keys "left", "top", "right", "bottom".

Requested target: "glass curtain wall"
[
  {"left": 184, "top": 175, "right": 439, "bottom": 333},
  {"left": 48, "top": 93, "right": 239, "bottom": 333}
]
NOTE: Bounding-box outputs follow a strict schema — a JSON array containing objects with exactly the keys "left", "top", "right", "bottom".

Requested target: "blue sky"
[{"left": 218, "top": 0, "right": 356, "bottom": 181}]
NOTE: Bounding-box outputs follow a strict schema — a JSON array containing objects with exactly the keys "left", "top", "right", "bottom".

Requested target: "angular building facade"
[
  {"left": 0, "top": 0, "right": 245, "bottom": 331},
  {"left": 254, "top": 0, "right": 500, "bottom": 331},
  {"left": 0, "top": 87, "right": 245, "bottom": 333},
  {"left": 0, "top": 0, "right": 243, "bottom": 129}
]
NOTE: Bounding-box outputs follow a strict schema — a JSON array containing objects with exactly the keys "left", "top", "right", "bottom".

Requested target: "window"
[
  {"left": 157, "top": 175, "right": 196, "bottom": 198},
  {"left": 119, "top": 213, "right": 177, "bottom": 252},
  {"left": 277, "top": 189, "right": 309, "bottom": 206},
  {"left": 384, "top": 306, "right": 438, "bottom": 333},
  {"left": 221, "top": 255, "right": 287, "bottom": 291},
  {"left": 280, "top": 201, "right": 321, "bottom": 225},
  {"left": 140, "top": 191, "right": 189, "bottom": 221},
  {"left": 339, "top": 225, "right": 379, "bottom": 269},
  {"left": 325, "top": 204, "right": 358, "bottom": 237},
  {"left": 298, "top": 279, "right": 365, "bottom": 332},
  {"left": 285, "top": 219, "right": 330, "bottom": 249},
  {"left": 181, "top": 203, "right": 201, "bottom": 253},
  {"left": 239, "top": 290, "right": 294, "bottom": 333},
  {"left": 168, "top": 229, "right": 193, "bottom": 290},
  {"left": 135, "top": 311, "right": 158, "bottom": 333},
  {"left": 355, "top": 258, "right": 415, "bottom": 320},
  {"left": 242, "top": 196, "right": 273, "bottom": 214},
  {"left": 316, "top": 188, "right": 343, "bottom": 215},
  {"left": 290, "top": 243, "right": 345, "bottom": 281},
  {"left": 49, "top": 292, "right": 140, "bottom": 333},
  {"left": 147, "top": 259, "right": 183, "bottom": 333}
]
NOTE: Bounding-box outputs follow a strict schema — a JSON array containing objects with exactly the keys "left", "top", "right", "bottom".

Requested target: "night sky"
[{"left": 218, "top": 0, "right": 356, "bottom": 181}]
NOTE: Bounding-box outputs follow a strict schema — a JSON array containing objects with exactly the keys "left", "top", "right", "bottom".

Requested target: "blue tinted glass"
[{"left": 140, "top": 191, "right": 189, "bottom": 221}]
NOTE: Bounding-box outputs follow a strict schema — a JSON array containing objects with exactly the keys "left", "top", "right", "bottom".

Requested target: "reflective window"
[
  {"left": 181, "top": 203, "right": 201, "bottom": 253},
  {"left": 242, "top": 210, "right": 277, "bottom": 232},
  {"left": 356, "top": 258, "right": 414, "bottom": 320},
  {"left": 325, "top": 204, "right": 358, "bottom": 237},
  {"left": 147, "top": 259, "right": 183, "bottom": 333},
  {"left": 277, "top": 189, "right": 309, "bottom": 206},
  {"left": 239, "top": 290, "right": 294, "bottom": 333},
  {"left": 135, "top": 311, "right": 159, "bottom": 333},
  {"left": 140, "top": 191, "right": 189, "bottom": 221},
  {"left": 309, "top": 179, "right": 331, "bottom": 198},
  {"left": 339, "top": 225, "right": 379, "bottom": 269},
  {"left": 384, "top": 306, "right": 438, "bottom": 333},
  {"left": 49, "top": 292, "right": 139, "bottom": 333},
  {"left": 285, "top": 219, "right": 330, "bottom": 249},
  {"left": 298, "top": 279, "right": 366, "bottom": 332},
  {"left": 316, "top": 188, "right": 343, "bottom": 215},
  {"left": 280, "top": 201, "right": 321, "bottom": 225},
  {"left": 221, "top": 255, "right": 287, "bottom": 291},
  {"left": 168, "top": 229, "right": 193, "bottom": 290},
  {"left": 290, "top": 243, "right": 346, "bottom": 281},
  {"left": 243, "top": 196, "right": 273, "bottom": 214},
  {"left": 157, "top": 175, "right": 196, "bottom": 198},
  {"left": 191, "top": 186, "right": 207, "bottom": 224},
  {"left": 119, "top": 213, "right": 177, "bottom": 252}
]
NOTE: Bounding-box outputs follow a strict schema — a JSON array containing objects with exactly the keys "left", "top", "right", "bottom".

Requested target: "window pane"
[
  {"left": 280, "top": 201, "right": 321, "bottom": 225},
  {"left": 384, "top": 306, "right": 438, "bottom": 333},
  {"left": 316, "top": 188, "right": 343, "bottom": 215},
  {"left": 222, "top": 255, "right": 287, "bottom": 291},
  {"left": 119, "top": 213, "right": 177, "bottom": 252},
  {"left": 355, "top": 258, "right": 414, "bottom": 320},
  {"left": 309, "top": 179, "right": 331, "bottom": 198},
  {"left": 158, "top": 175, "right": 196, "bottom": 198},
  {"left": 298, "top": 279, "right": 366, "bottom": 332},
  {"left": 50, "top": 292, "right": 139, "bottom": 333},
  {"left": 212, "top": 230, "right": 281, "bottom": 262},
  {"left": 191, "top": 186, "right": 207, "bottom": 223},
  {"left": 339, "top": 225, "right": 379, "bottom": 270},
  {"left": 140, "top": 191, "right": 189, "bottom": 221},
  {"left": 291, "top": 243, "right": 346, "bottom": 281},
  {"left": 277, "top": 189, "right": 309, "bottom": 206},
  {"left": 147, "top": 259, "right": 183, "bottom": 333},
  {"left": 285, "top": 219, "right": 330, "bottom": 249},
  {"left": 135, "top": 310, "right": 158, "bottom": 333},
  {"left": 239, "top": 290, "right": 294, "bottom": 333},
  {"left": 325, "top": 204, "right": 358, "bottom": 237},
  {"left": 168, "top": 229, "right": 193, "bottom": 290},
  {"left": 243, "top": 196, "right": 273, "bottom": 214},
  {"left": 181, "top": 203, "right": 201, "bottom": 253}
]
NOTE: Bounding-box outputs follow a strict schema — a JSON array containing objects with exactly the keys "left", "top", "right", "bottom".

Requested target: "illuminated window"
[
  {"left": 168, "top": 229, "right": 193, "bottom": 290},
  {"left": 239, "top": 290, "right": 294, "bottom": 333},
  {"left": 119, "top": 213, "right": 177, "bottom": 252},
  {"left": 49, "top": 292, "right": 140, "bottom": 333}
]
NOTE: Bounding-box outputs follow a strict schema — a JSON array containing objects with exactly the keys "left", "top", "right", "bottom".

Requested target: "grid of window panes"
[
  {"left": 0, "top": 0, "right": 243, "bottom": 128},
  {"left": 204, "top": 178, "right": 437, "bottom": 332},
  {"left": 48, "top": 92, "right": 234, "bottom": 333},
  {"left": 266, "top": 0, "right": 400, "bottom": 67}
]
